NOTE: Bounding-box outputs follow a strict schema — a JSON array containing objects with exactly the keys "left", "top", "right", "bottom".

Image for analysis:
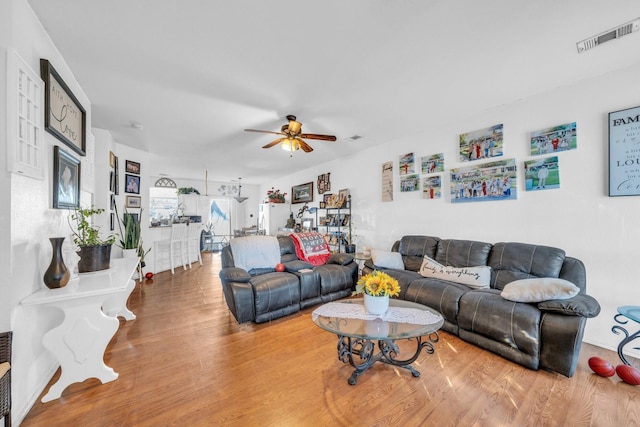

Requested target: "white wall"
[
  {"left": 3, "top": 0, "right": 97, "bottom": 423},
  {"left": 261, "top": 62, "right": 640, "bottom": 358}
]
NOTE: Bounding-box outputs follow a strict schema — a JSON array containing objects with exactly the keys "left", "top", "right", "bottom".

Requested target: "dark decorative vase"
[
  {"left": 77, "top": 244, "right": 112, "bottom": 273},
  {"left": 345, "top": 244, "right": 356, "bottom": 254},
  {"left": 43, "top": 237, "right": 70, "bottom": 289}
]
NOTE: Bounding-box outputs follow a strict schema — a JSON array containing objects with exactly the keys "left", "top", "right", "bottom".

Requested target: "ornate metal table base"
[
  {"left": 612, "top": 311, "right": 640, "bottom": 366},
  {"left": 336, "top": 332, "right": 440, "bottom": 385}
]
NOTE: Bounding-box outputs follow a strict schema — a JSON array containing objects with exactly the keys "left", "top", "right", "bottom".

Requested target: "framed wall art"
[
  {"left": 399, "top": 152, "right": 415, "bottom": 175},
  {"left": 609, "top": 105, "right": 640, "bottom": 196},
  {"left": 530, "top": 122, "right": 577, "bottom": 155},
  {"left": 292, "top": 182, "right": 313, "bottom": 204},
  {"left": 40, "top": 59, "right": 86, "bottom": 156},
  {"left": 450, "top": 158, "right": 516, "bottom": 203},
  {"left": 125, "top": 173, "right": 140, "bottom": 194},
  {"left": 524, "top": 156, "right": 559, "bottom": 191},
  {"left": 421, "top": 153, "right": 444, "bottom": 174},
  {"left": 125, "top": 160, "right": 141, "bottom": 174},
  {"left": 53, "top": 146, "right": 81, "bottom": 209},
  {"left": 126, "top": 195, "right": 142, "bottom": 208},
  {"left": 459, "top": 124, "right": 503, "bottom": 162}
]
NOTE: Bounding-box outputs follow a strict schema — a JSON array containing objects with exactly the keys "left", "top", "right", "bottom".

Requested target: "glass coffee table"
[{"left": 312, "top": 299, "right": 444, "bottom": 385}]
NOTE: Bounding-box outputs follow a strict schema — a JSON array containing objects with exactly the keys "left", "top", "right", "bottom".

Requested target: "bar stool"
[
  {"left": 154, "top": 223, "right": 188, "bottom": 274},
  {"left": 187, "top": 223, "right": 203, "bottom": 268}
]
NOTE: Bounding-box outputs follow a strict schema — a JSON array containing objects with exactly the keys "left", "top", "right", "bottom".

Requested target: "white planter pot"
[
  {"left": 364, "top": 293, "right": 389, "bottom": 315},
  {"left": 123, "top": 248, "right": 139, "bottom": 259}
]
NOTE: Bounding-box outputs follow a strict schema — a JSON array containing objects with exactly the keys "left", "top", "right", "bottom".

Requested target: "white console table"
[{"left": 21, "top": 257, "right": 139, "bottom": 402}]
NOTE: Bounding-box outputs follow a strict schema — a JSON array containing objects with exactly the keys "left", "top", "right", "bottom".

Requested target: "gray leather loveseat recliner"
[
  {"left": 362, "top": 235, "right": 601, "bottom": 377},
  {"left": 220, "top": 235, "right": 357, "bottom": 323}
]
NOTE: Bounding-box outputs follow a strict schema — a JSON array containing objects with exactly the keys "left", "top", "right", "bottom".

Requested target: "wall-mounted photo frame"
[
  {"left": 125, "top": 173, "right": 140, "bottom": 194},
  {"left": 459, "top": 123, "right": 503, "bottom": 162},
  {"left": 40, "top": 59, "right": 86, "bottom": 157},
  {"left": 126, "top": 195, "right": 142, "bottom": 208},
  {"left": 338, "top": 188, "right": 350, "bottom": 208},
  {"left": 125, "top": 160, "right": 141, "bottom": 174},
  {"left": 301, "top": 218, "right": 313, "bottom": 230},
  {"left": 292, "top": 182, "right": 313, "bottom": 204},
  {"left": 109, "top": 151, "right": 116, "bottom": 168},
  {"left": 609, "top": 105, "right": 640, "bottom": 196},
  {"left": 53, "top": 146, "right": 81, "bottom": 209}
]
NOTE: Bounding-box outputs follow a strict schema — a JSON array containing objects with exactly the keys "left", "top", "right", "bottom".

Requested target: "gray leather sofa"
[
  {"left": 220, "top": 235, "right": 357, "bottom": 323},
  {"left": 362, "top": 235, "right": 601, "bottom": 377}
]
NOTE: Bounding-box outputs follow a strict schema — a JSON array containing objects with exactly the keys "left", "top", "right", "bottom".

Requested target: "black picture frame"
[
  {"left": 40, "top": 59, "right": 86, "bottom": 157},
  {"left": 125, "top": 160, "right": 141, "bottom": 174},
  {"left": 53, "top": 146, "right": 81, "bottom": 209},
  {"left": 125, "top": 173, "right": 140, "bottom": 194},
  {"left": 291, "top": 182, "right": 313, "bottom": 204},
  {"left": 609, "top": 105, "right": 640, "bottom": 196}
]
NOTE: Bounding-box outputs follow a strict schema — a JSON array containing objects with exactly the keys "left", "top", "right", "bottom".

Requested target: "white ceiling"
[{"left": 26, "top": 0, "right": 640, "bottom": 184}]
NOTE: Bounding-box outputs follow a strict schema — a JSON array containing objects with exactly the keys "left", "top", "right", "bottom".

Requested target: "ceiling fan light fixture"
[{"left": 281, "top": 138, "right": 300, "bottom": 152}]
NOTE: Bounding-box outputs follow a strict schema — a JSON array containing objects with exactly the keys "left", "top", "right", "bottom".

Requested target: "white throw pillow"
[
  {"left": 419, "top": 256, "right": 490, "bottom": 289},
  {"left": 501, "top": 278, "right": 579, "bottom": 303},
  {"left": 371, "top": 249, "right": 404, "bottom": 270}
]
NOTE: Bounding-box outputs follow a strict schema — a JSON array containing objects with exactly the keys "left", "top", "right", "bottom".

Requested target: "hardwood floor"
[{"left": 21, "top": 252, "right": 640, "bottom": 426}]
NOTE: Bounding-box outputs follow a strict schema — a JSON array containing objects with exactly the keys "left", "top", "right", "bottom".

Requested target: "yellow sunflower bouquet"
[{"left": 352, "top": 270, "right": 400, "bottom": 297}]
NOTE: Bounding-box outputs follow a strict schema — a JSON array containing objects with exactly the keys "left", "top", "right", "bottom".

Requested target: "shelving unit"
[{"left": 313, "top": 195, "right": 351, "bottom": 253}]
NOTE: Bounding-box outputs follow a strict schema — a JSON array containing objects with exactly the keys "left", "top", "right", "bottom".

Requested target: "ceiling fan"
[{"left": 245, "top": 115, "right": 336, "bottom": 154}]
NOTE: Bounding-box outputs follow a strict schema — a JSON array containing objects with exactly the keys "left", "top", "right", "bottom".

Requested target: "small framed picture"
[
  {"left": 53, "top": 146, "right": 81, "bottom": 209},
  {"left": 319, "top": 202, "right": 326, "bottom": 209},
  {"left": 110, "top": 193, "right": 116, "bottom": 210},
  {"left": 301, "top": 218, "right": 313, "bottom": 230},
  {"left": 109, "top": 151, "right": 115, "bottom": 168},
  {"left": 125, "top": 160, "right": 141, "bottom": 174},
  {"left": 338, "top": 188, "right": 350, "bottom": 207},
  {"left": 125, "top": 173, "right": 140, "bottom": 194},
  {"left": 126, "top": 195, "right": 142, "bottom": 208}
]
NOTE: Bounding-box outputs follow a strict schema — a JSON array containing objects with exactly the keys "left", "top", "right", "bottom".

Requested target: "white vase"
[{"left": 364, "top": 294, "right": 389, "bottom": 315}]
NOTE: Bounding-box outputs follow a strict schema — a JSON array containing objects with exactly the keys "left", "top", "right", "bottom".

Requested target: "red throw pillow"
[{"left": 290, "top": 232, "right": 331, "bottom": 266}]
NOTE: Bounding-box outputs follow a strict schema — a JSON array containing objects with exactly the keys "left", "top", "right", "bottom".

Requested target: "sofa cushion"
[
  {"left": 435, "top": 239, "right": 492, "bottom": 268},
  {"left": 398, "top": 235, "right": 440, "bottom": 271},
  {"left": 488, "top": 242, "right": 566, "bottom": 290},
  {"left": 501, "top": 278, "right": 579, "bottom": 303},
  {"left": 419, "top": 256, "right": 490, "bottom": 289},
  {"left": 371, "top": 249, "right": 404, "bottom": 269},
  {"left": 404, "top": 277, "right": 470, "bottom": 334},
  {"left": 250, "top": 272, "right": 301, "bottom": 319},
  {"left": 290, "top": 232, "right": 331, "bottom": 266}
]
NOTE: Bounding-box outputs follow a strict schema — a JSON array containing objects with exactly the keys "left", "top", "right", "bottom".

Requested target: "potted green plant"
[
  {"left": 114, "top": 205, "right": 142, "bottom": 257},
  {"left": 69, "top": 207, "right": 116, "bottom": 273}
]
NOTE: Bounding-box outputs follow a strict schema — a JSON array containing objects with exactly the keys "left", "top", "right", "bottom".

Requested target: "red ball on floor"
[
  {"left": 275, "top": 263, "right": 285, "bottom": 272},
  {"left": 616, "top": 364, "right": 640, "bottom": 385},
  {"left": 145, "top": 272, "right": 154, "bottom": 279},
  {"left": 588, "top": 357, "right": 615, "bottom": 377}
]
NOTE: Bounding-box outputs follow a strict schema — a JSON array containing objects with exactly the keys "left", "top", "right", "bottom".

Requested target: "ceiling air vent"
[{"left": 577, "top": 17, "right": 640, "bottom": 53}]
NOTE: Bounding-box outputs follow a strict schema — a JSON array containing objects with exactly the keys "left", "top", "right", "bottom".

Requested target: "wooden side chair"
[{"left": 0, "top": 331, "right": 12, "bottom": 427}]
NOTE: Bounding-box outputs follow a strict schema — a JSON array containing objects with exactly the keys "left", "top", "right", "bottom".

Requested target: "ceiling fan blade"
[
  {"left": 245, "top": 129, "right": 285, "bottom": 136},
  {"left": 262, "top": 138, "right": 285, "bottom": 149},
  {"left": 299, "top": 133, "right": 337, "bottom": 141},
  {"left": 296, "top": 138, "right": 314, "bottom": 153}
]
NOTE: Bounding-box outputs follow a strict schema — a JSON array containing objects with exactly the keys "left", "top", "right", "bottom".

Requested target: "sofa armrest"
[
  {"left": 219, "top": 267, "right": 251, "bottom": 283},
  {"left": 284, "top": 260, "right": 314, "bottom": 272},
  {"left": 537, "top": 294, "right": 601, "bottom": 318},
  {"left": 328, "top": 253, "right": 354, "bottom": 266}
]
